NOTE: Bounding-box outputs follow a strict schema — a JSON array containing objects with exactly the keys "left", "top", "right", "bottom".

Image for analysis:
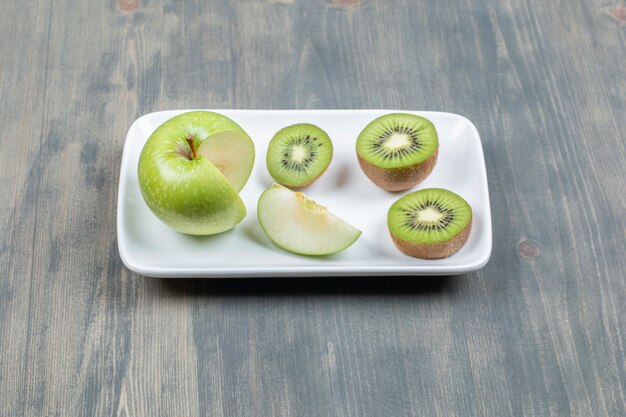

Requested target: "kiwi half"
[
  {"left": 266, "top": 123, "right": 333, "bottom": 188},
  {"left": 388, "top": 188, "right": 472, "bottom": 259},
  {"left": 356, "top": 113, "right": 438, "bottom": 192}
]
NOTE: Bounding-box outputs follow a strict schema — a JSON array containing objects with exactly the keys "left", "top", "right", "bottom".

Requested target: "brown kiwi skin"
[
  {"left": 390, "top": 216, "right": 472, "bottom": 259},
  {"left": 357, "top": 146, "right": 438, "bottom": 192}
]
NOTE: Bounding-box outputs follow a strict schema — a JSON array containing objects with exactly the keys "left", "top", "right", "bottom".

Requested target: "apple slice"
[
  {"left": 197, "top": 131, "right": 255, "bottom": 192},
  {"left": 257, "top": 184, "right": 361, "bottom": 255}
]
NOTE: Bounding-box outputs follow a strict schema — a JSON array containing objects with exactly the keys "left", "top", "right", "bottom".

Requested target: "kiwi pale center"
[
  {"left": 372, "top": 127, "right": 422, "bottom": 160},
  {"left": 291, "top": 145, "right": 307, "bottom": 162},
  {"left": 281, "top": 135, "right": 321, "bottom": 172},
  {"left": 417, "top": 207, "right": 444, "bottom": 223},
  {"left": 384, "top": 133, "right": 411, "bottom": 150},
  {"left": 404, "top": 201, "right": 455, "bottom": 232}
]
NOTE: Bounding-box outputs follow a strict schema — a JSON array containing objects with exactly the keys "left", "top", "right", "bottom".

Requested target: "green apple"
[
  {"left": 138, "top": 111, "right": 255, "bottom": 235},
  {"left": 257, "top": 184, "right": 362, "bottom": 255}
]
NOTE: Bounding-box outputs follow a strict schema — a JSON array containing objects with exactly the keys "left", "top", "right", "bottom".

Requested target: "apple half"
[
  {"left": 257, "top": 184, "right": 362, "bottom": 255},
  {"left": 138, "top": 111, "right": 255, "bottom": 235}
]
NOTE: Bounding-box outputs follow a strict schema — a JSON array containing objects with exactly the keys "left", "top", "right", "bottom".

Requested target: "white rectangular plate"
[{"left": 117, "top": 110, "right": 492, "bottom": 277}]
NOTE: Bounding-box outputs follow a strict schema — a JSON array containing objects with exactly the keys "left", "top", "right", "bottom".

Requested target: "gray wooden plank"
[{"left": 0, "top": 0, "right": 624, "bottom": 416}]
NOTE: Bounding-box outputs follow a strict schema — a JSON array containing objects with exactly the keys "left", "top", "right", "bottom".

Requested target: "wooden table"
[{"left": 1, "top": 1, "right": 624, "bottom": 416}]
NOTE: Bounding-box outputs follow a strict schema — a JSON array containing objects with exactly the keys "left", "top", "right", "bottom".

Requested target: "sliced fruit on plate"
[
  {"left": 356, "top": 113, "right": 438, "bottom": 192},
  {"left": 388, "top": 188, "right": 472, "bottom": 259},
  {"left": 138, "top": 111, "right": 254, "bottom": 235},
  {"left": 257, "top": 184, "right": 361, "bottom": 255},
  {"left": 266, "top": 123, "right": 333, "bottom": 188}
]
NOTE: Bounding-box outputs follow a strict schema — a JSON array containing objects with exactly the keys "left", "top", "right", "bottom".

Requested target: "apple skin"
[{"left": 138, "top": 111, "right": 253, "bottom": 235}]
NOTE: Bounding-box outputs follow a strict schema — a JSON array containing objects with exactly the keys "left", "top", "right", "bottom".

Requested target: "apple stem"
[{"left": 186, "top": 134, "right": 197, "bottom": 159}]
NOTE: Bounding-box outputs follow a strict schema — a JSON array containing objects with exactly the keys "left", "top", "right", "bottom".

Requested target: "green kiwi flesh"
[
  {"left": 266, "top": 123, "right": 333, "bottom": 187},
  {"left": 388, "top": 188, "right": 472, "bottom": 259},
  {"left": 356, "top": 113, "right": 438, "bottom": 191}
]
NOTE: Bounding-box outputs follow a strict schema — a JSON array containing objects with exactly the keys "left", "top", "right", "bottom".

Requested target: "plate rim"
[{"left": 117, "top": 109, "right": 492, "bottom": 278}]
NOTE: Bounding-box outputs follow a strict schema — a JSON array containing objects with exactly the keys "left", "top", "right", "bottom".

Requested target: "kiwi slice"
[
  {"left": 388, "top": 188, "right": 472, "bottom": 259},
  {"left": 266, "top": 123, "right": 333, "bottom": 187},
  {"left": 356, "top": 113, "right": 438, "bottom": 192}
]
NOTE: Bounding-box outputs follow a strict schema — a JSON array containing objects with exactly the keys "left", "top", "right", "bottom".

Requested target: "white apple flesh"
[
  {"left": 257, "top": 184, "right": 362, "bottom": 255},
  {"left": 138, "top": 111, "right": 255, "bottom": 235},
  {"left": 197, "top": 131, "right": 255, "bottom": 192}
]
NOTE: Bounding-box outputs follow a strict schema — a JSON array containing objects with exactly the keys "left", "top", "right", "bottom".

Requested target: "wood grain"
[{"left": 0, "top": 0, "right": 624, "bottom": 416}]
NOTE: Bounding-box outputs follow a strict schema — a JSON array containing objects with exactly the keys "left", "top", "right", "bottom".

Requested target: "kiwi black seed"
[
  {"left": 266, "top": 123, "right": 333, "bottom": 188},
  {"left": 356, "top": 113, "right": 438, "bottom": 192},
  {"left": 387, "top": 188, "right": 472, "bottom": 259}
]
